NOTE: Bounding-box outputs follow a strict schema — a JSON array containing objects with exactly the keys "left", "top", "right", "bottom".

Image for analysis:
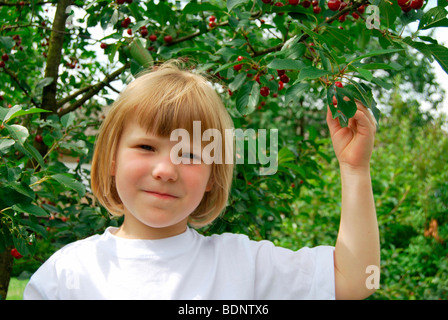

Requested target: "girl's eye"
[
  {"left": 139, "top": 145, "right": 155, "bottom": 152},
  {"left": 182, "top": 153, "right": 200, "bottom": 161}
]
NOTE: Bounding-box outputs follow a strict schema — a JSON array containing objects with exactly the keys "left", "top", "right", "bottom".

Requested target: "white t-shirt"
[{"left": 23, "top": 227, "right": 335, "bottom": 300}]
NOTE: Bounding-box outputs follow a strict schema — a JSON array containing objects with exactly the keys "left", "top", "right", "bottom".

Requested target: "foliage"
[{"left": 1, "top": 0, "right": 448, "bottom": 299}]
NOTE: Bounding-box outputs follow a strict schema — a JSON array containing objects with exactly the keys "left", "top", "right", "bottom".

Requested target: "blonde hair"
[{"left": 90, "top": 59, "right": 234, "bottom": 227}]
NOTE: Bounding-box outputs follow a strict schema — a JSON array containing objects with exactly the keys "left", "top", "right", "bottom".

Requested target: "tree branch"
[
  {"left": 0, "top": 1, "right": 53, "bottom": 6},
  {"left": 2, "top": 67, "right": 40, "bottom": 108},
  {"left": 166, "top": 10, "right": 262, "bottom": 47},
  {"left": 58, "top": 63, "right": 129, "bottom": 117},
  {"left": 56, "top": 86, "right": 91, "bottom": 108}
]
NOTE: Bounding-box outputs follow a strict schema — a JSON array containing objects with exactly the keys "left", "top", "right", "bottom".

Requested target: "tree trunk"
[
  {"left": 35, "top": 0, "right": 74, "bottom": 157},
  {"left": 0, "top": 247, "right": 13, "bottom": 300}
]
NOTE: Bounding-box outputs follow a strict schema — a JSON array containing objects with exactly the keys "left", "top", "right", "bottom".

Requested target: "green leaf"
[
  {"left": 9, "top": 181, "right": 35, "bottom": 200},
  {"left": 326, "top": 85, "right": 348, "bottom": 128},
  {"left": 351, "top": 48, "right": 404, "bottom": 63},
  {"left": 12, "top": 203, "right": 48, "bottom": 217},
  {"left": 352, "top": 62, "right": 403, "bottom": 71},
  {"left": 183, "top": 2, "right": 222, "bottom": 14},
  {"left": 352, "top": 66, "right": 373, "bottom": 81},
  {"left": 229, "top": 72, "right": 247, "bottom": 92},
  {"left": 5, "top": 124, "right": 29, "bottom": 144},
  {"left": 297, "top": 66, "right": 332, "bottom": 81},
  {"left": 2, "top": 105, "right": 21, "bottom": 123},
  {"left": 227, "top": 0, "right": 248, "bottom": 12},
  {"left": 427, "top": 43, "right": 448, "bottom": 74},
  {"left": 130, "top": 38, "right": 153, "bottom": 68},
  {"left": 403, "top": 38, "right": 448, "bottom": 74},
  {"left": 335, "top": 87, "right": 357, "bottom": 119},
  {"left": 23, "top": 142, "right": 46, "bottom": 169},
  {"left": 278, "top": 147, "right": 296, "bottom": 164},
  {"left": 377, "top": 0, "right": 401, "bottom": 28},
  {"left": 236, "top": 81, "right": 259, "bottom": 116},
  {"left": 267, "top": 59, "right": 305, "bottom": 70},
  {"left": 61, "top": 112, "right": 76, "bottom": 128},
  {"left": 0, "top": 36, "right": 15, "bottom": 50},
  {"left": 344, "top": 81, "right": 380, "bottom": 125},
  {"left": 418, "top": 7, "right": 448, "bottom": 30},
  {"left": 51, "top": 174, "right": 86, "bottom": 197},
  {"left": 35, "top": 77, "right": 54, "bottom": 90},
  {"left": 285, "top": 83, "right": 310, "bottom": 105},
  {"left": 0, "top": 139, "right": 15, "bottom": 154},
  {"left": 402, "top": 37, "right": 435, "bottom": 62},
  {"left": 4, "top": 108, "right": 51, "bottom": 123}
]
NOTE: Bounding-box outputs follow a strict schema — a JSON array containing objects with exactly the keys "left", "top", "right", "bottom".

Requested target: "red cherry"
[
  {"left": 302, "top": 0, "right": 311, "bottom": 8},
  {"left": 11, "top": 248, "right": 23, "bottom": 259},
  {"left": 357, "top": 4, "right": 365, "bottom": 13},
  {"left": 260, "top": 86, "right": 270, "bottom": 97},
  {"left": 352, "top": 12, "right": 359, "bottom": 19},
  {"left": 209, "top": 16, "right": 216, "bottom": 22},
  {"left": 401, "top": 4, "right": 412, "bottom": 12},
  {"left": 1, "top": 53, "right": 9, "bottom": 62},
  {"left": 262, "top": 0, "right": 272, "bottom": 3},
  {"left": 100, "top": 43, "right": 107, "bottom": 49},
  {"left": 141, "top": 29, "right": 148, "bottom": 37},
  {"left": 313, "top": 6, "right": 321, "bottom": 14},
  {"left": 117, "top": 0, "right": 125, "bottom": 4},
  {"left": 327, "top": 0, "right": 341, "bottom": 11},
  {"left": 278, "top": 81, "right": 284, "bottom": 91},
  {"left": 233, "top": 64, "right": 242, "bottom": 71},
  {"left": 149, "top": 34, "right": 157, "bottom": 41},
  {"left": 277, "top": 69, "right": 285, "bottom": 76},
  {"left": 35, "top": 134, "right": 43, "bottom": 143},
  {"left": 280, "top": 74, "right": 290, "bottom": 83},
  {"left": 209, "top": 22, "right": 216, "bottom": 28},
  {"left": 274, "top": 2, "right": 284, "bottom": 15},
  {"left": 339, "top": 12, "right": 348, "bottom": 22},
  {"left": 164, "top": 35, "right": 173, "bottom": 43},
  {"left": 410, "top": 0, "right": 423, "bottom": 9},
  {"left": 127, "top": 28, "right": 132, "bottom": 35},
  {"left": 237, "top": 56, "right": 244, "bottom": 61},
  {"left": 398, "top": 0, "right": 410, "bottom": 6},
  {"left": 312, "top": 0, "right": 319, "bottom": 6},
  {"left": 335, "top": 81, "right": 343, "bottom": 88},
  {"left": 0, "top": 61, "right": 5, "bottom": 68},
  {"left": 288, "top": 0, "right": 299, "bottom": 5}
]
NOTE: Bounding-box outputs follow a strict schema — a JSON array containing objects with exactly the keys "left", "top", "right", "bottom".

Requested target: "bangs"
[{"left": 124, "top": 69, "right": 225, "bottom": 138}]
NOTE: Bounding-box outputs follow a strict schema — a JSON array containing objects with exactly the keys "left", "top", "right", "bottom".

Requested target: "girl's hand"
[{"left": 326, "top": 101, "right": 376, "bottom": 171}]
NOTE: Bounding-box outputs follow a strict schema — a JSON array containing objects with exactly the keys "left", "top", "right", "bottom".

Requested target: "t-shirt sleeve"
[
  {"left": 23, "top": 253, "right": 60, "bottom": 300},
  {"left": 249, "top": 239, "right": 335, "bottom": 299}
]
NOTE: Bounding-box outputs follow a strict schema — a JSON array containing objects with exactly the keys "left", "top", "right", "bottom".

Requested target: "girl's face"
[{"left": 112, "top": 118, "right": 213, "bottom": 239}]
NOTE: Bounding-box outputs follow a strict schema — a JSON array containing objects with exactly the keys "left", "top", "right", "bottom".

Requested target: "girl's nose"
[{"left": 152, "top": 157, "right": 178, "bottom": 182}]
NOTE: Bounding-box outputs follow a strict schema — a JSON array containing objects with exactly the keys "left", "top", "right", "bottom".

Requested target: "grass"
[{"left": 6, "top": 277, "right": 29, "bottom": 300}]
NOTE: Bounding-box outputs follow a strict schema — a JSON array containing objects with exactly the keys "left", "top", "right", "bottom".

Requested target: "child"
[{"left": 23, "top": 59, "right": 379, "bottom": 300}]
